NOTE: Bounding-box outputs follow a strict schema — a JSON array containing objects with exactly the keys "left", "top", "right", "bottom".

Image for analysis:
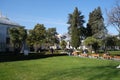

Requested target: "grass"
[
  {"left": 108, "top": 51, "right": 120, "bottom": 56},
  {"left": 0, "top": 56, "right": 120, "bottom": 80}
]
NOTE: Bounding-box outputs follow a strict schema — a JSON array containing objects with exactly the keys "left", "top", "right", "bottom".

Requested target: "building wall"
[{"left": 0, "top": 24, "right": 7, "bottom": 52}]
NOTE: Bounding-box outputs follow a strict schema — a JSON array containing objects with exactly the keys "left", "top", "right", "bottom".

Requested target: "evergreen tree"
[
  {"left": 86, "top": 23, "right": 92, "bottom": 37},
  {"left": 87, "top": 7, "right": 107, "bottom": 39},
  {"left": 67, "top": 7, "right": 85, "bottom": 48}
]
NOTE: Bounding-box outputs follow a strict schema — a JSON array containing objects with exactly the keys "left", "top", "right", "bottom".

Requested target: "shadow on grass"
[
  {"left": 86, "top": 66, "right": 120, "bottom": 80},
  {"left": 41, "top": 65, "right": 120, "bottom": 80},
  {"left": 0, "top": 52, "right": 67, "bottom": 62}
]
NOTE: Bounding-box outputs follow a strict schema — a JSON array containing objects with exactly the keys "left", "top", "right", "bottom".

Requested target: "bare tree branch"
[{"left": 107, "top": 1, "right": 120, "bottom": 34}]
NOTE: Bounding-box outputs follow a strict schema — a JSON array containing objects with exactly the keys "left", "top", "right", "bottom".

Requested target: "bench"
[
  {"left": 114, "top": 56, "right": 120, "bottom": 60},
  {"left": 91, "top": 54, "right": 99, "bottom": 58},
  {"left": 102, "top": 54, "right": 112, "bottom": 59},
  {"left": 80, "top": 53, "right": 88, "bottom": 57}
]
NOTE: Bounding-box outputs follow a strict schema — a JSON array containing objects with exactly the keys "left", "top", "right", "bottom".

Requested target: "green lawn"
[
  {"left": 108, "top": 51, "right": 120, "bottom": 56},
  {"left": 0, "top": 56, "right": 120, "bottom": 80}
]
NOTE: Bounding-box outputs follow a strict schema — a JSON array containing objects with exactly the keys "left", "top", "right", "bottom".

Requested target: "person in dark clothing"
[{"left": 50, "top": 48, "right": 54, "bottom": 54}]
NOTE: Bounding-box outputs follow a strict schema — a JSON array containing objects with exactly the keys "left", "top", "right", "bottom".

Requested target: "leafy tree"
[
  {"left": 27, "top": 30, "right": 35, "bottom": 46},
  {"left": 67, "top": 7, "right": 85, "bottom": 48},
  {"left": 116, "top": 37, "right": 120, "bottom": 50},
  {"left": 46, "top": 28, "right": 59, "bottom": 47},
  {"left": 84, "top": 37, "right": 102, "bottom": 53},
  {"left": 87, "top": 7, "right": 107, "bottom": 39},
  {"left": 60, "top": 40, "right": 67, "bottom": 49},
  {"left": 27, "top": 24, "right": 46, "bottom": 52},
  {"left": 104, "top": 36, "right": 118, "bottom": 50},
  {"left": 9, "top": 27, "right": 27, "bottom": 52},
  {"left": 116, "top": 38, "right": 120, "bottom": 47},
  {"left": 107, "top": 2, "right": 120, "bottom": 35}
]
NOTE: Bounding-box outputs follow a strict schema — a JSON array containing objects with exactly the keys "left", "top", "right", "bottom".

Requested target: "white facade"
[{"left": 0, "top": 14, "right": 23, "bottom": 52}]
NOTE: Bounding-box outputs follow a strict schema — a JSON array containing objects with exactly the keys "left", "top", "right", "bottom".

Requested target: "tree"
[
  {"left": 27, "top": 24, "right": 46, "bottom": 52},
  {"left": 86, "top": 24, "right": 93, "bottom": 37},
  {"left": 60, "top": 40, "right": 67, "bottom": 49},
  {"left": 84, "top": 37, "right": 102, "bottom": 53},
  {"left": 87, "top": 7, "right": 107, "bottom": 39},
  {"left": 116, "top": 37, "right": 120, "bottom": 50},
  {"left": 107, "top": 2, "right": 120, "bottom": 34},
  {"left": 46, "top": 28, "right": 59, "bottom": 46},
  {"left": 67, "top": 7, "right": 85, "bottom": 48},
  {"left": 104, "top": 36, "right": 118, "bottom": 51},
  {"left": 9, "top": 27, "right": 27, "bottom": 52},
  {"left": 67, "top": 14, "right": 73, "bottom": 35}
]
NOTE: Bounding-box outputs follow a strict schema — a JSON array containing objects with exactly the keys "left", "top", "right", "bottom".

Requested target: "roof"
[{"left": 0, "top": 14, "right": 21, "bottom": 26}]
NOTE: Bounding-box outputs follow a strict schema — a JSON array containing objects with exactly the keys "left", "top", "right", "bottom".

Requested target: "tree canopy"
[
  {"left": 67, "top": 7, "right": 85, "bottom": 48},
  {"left": 46, "top": 28, "right": 59, "bottom": 46},
  {"left": 60, "top": 40, "right": 67, "bottom": 49},
  {"left": 27, "top": 24, "right": 46, "bottom": 52},
  {"left": 84, "top": 37, "right": 102, "bottom": 53},
  {"left": 9, "top": 27, "right": 27, "bottom": 52},
  {"left": 87, "top": 7, "right": 107, "bottom": 39}
]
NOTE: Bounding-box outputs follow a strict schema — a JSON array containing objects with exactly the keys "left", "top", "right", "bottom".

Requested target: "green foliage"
[
  {"left": 108, "top": 50, "right": 120, "bottom": 56},
  {"left": 67, "top": 7, "right": 85, "bottom": 48},
  {"left": 0, "top": 56, "right": 120, "bottom": 80},
  {"left": 105, "top": 36, "right": 117, "bottom": 47},
  {"left": 103, "top": 36, "right": 120, "bottom": 51},
  {"left": 34, "top": 24, "right": 46, "bottom": 43},
  {"left": 27, "top": 30, "right": 35, "bottom": 45},
  {"left": 87, "top": 7, "right": 107, "bottom": 38},
  {"left": 116, "top": 39, "right": 120, "bottom": 46},
  {"left": 86, "top": 24, "right": 92, "bottom": 37},
  {"left": 9, "top": 27, "right": 27, "bottom": 51},
  {"left": 60, "top": 40, "right": 67, "bottom": 49},
  {"left": 67, "top": 14, "right": 72, "bottom": 35},
  {"left": 27, "top": 24, "right": 46, "bottom": 52},
  {"left": 27, "top": 24, "right": 60, "bottom": 52},
  {"left": 46, "top": 28, "right": 59, "bottom": 46},
  {"left": 84, "top": 37, "right": 102, "bottom": 52}
]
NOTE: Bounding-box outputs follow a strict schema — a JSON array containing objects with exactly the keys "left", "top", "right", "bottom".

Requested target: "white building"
[{"left": 0, "top": 14, "right": 23, "bottom": 52}]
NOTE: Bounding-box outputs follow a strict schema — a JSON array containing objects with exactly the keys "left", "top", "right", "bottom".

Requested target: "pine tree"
[
  {"left": 86, "top": 23, "right": 92, "bottom": 37},
  {"left": 67, "top": 7, "right": 85, "bottom": 48},
  {"left": 87, "top": 7, "right": 107, "bottom": 39}
]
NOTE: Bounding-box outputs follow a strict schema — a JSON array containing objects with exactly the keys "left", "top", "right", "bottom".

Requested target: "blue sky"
[{"left": 0, "top": 0, "right": 119, "bottom": 34}]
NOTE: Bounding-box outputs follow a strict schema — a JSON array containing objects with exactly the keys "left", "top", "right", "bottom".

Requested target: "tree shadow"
[
  {"left": 40, "top": 65, "right": 120, "bottom": 80},
  {"left": 0, "top": 52, "right": 67, "bottom": 62},
  {"left": 87, "top": 66, "right": 120, "bottom": 80}
]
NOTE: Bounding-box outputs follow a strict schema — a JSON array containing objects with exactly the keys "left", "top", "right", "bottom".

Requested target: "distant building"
[{"left": 0, "top": 13, "right": 23, "bottom": 52}]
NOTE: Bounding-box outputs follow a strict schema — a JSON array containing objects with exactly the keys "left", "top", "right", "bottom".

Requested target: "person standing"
[{"left": 50, "top": 48, "right": 54, "bottom": 54}]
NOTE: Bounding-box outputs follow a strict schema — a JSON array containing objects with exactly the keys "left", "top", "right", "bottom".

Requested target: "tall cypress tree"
[
  {"left": 86, "top": 23, "right": 92, "bottom": 37},
  {"left": 67, "top": 7, "right": 85, "bottom": 48},
  {"left": 87, "top": 7, "right": 107, "bottom": 39}
]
